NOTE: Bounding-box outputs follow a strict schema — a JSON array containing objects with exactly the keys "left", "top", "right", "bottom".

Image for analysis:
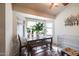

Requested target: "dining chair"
[{"left": 18, "top": 35, "right": 27, "bottom": 56}]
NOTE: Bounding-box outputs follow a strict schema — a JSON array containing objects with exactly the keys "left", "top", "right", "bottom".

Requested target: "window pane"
[
  {"left": 26, "top": 21, "right": 37, "bottom": 38},
  {"left": 27, "top": 21, "right": 36, "bottom": 28},
  {"left": 17, "top": 24, "right": 23, "bottom": 37},
  {"left": 46, "top": 22, "right": 53, "bottom": 28},
  {"left": 46, "top": 28, "right": 52, "bottom": 35}
]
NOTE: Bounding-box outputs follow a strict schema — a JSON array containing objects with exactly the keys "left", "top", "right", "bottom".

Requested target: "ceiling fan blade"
[
  {"left": 62, "top": 3, "right": 69, "bottom": 6},
  {"left": 49, "top": 3, "right": 54, "bottom": 9},
  {"left": 49, "top": 3, "right": 69, "bottom": 9}
]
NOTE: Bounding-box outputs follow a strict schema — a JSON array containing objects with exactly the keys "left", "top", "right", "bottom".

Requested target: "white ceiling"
[{"left": 13, "top": 3, "right": 69, "bottom": 18}]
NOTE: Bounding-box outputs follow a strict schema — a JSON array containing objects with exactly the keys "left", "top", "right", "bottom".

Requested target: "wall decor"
[{"left": 65, "top": 14, "right": 79, "bottom": 26}]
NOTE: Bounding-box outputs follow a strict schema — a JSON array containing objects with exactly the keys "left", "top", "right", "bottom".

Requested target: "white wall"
[
  {"left": 11, "top": 12, "right": 18, "bottom": 56},
  {"left": 5, "top": 3, "right": 17, "bottom": 56},
  {"left": 5, "top": 3, "right": 13, "bottom": 55},
  {"left": 55, "top": 4, "right": 79, "bottom": 43},
  {"left": 0, "top": 3, "right": 5, "bottom": 55}
]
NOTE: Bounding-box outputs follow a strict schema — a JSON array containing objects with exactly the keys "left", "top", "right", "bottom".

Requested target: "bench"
[{"left": 61, "top": 48, "right": 79, "bottom": 56}]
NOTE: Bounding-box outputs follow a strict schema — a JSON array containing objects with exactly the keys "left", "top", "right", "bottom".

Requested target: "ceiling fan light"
[
  {"left": 49, "top": 3, "right": 59, "bottom": 9},
  {"left": 53, "top": 3, "right": 59, "bottom": 6}
]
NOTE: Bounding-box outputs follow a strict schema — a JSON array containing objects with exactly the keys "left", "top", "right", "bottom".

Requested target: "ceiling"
[{"left": 13, "top": 3, "right": 69, "bottom": 19}]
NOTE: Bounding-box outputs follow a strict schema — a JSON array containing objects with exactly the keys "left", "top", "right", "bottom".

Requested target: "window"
[
  {"left": 17, "top": 19, "right": 25, "bottom": 37},
  {"left": 46, "top": 22, "right": 53, "bottom": 28},
  {"left": 17, "top": 18, "right": 53, "bottom": 38},
  {"left": 25, "top": 20, "right": 37, "bottom": 39},
  {"left": 26, "top": 19, "right": 53, "bottom": 37},
  {"left": 17, "top": 20, "right": 24, "bottom": 37},
  {"left": 45, "top": 22, "right": 53, "bottom": 36},
  {"left": 27, "top": 21, "right": 37, "bottom": 28}
]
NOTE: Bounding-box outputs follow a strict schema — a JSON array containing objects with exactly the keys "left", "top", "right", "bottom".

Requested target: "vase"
[
  {"left": 27, "top": 33, "right": 30, "bottom": 38},
  {"left": 36, "top": 32, "right": 40, "bottom": 39}
]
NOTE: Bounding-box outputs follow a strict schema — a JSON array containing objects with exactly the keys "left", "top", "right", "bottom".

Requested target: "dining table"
[{"left": 26, "top": 35, "right": 53, "bottom": 56}]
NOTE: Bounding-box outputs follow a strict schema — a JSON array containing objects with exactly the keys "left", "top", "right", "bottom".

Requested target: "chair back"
[
  {"left": 18, "top": 35, "right": 22, "bottom": 55},
  {"left": 18, "top": 35, "right": 22, "bottom": 47}
]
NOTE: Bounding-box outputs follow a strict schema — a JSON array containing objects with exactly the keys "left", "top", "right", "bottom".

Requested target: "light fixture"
[{"left": 49, "top": 3, "right": 69, "bottom": 9}]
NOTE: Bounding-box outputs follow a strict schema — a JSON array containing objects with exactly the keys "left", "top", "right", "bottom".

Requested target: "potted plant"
[{"left": 32, "top": 22, "right": 44, "bottom": 38}]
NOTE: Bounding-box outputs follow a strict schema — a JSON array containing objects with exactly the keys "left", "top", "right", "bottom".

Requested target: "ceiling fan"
[{"left": 49, "top": 3, "right": 69, "bottom": 9}]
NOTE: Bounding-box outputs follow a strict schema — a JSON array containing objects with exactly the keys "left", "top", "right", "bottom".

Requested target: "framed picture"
[{"left": 65, "top": 14, "right": 79, "bottom": 26}]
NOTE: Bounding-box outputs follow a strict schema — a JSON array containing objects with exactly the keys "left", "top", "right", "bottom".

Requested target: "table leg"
[{"left": 50, "top": 43, "right": 52, "bottom": 51}]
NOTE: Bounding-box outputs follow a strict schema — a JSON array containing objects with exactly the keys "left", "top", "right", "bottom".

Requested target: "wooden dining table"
[{"left": 26, "top": 36, "right": 53, "bottom": 56}]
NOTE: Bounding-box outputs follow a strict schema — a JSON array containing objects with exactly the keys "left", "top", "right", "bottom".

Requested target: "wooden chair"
[{"left": 18, "top": 35, "right": 27, "bottom": 56}]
